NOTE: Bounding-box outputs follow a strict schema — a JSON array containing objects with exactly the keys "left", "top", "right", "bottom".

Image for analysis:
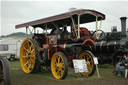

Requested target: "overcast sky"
[{"left": 1, "top": 0, "right": 128, "bottom": 36}]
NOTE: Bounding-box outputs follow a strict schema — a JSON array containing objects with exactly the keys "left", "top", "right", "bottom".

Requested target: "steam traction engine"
[
  {"left": 90, "top": 17, "right": 128, "bottom": 65},
  {"left": 15, "top": 9, "right": 105, "bottom": 79}
]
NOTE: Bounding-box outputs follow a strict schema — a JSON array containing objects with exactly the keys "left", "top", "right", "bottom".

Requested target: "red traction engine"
[{"left": 15, "top": 9, "right": 105, "bottom": 79}]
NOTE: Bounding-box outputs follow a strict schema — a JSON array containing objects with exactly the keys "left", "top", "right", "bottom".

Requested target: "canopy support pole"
[
  {"left": 34, "top": 28, "right": 36, "bottom": 34},
  {"left": 77, "top": 15, "right": 80, "bottom": 39},
  {"left": 99, "top": 18, "right": 103, "bottom": 30},
  {"left": 45, "top": 24, "right": 48, "bottom": 44},
  {"left": 26, "top": 27, "right": 28, "bottom": 38},
  {"left": 96, "top": 16, "right": 98, "bottom": 39},
  {"left": 71, "top": 16, "right": 77, "bottom": 38}
]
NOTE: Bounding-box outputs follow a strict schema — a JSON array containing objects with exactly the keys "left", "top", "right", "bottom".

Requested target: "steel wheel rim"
[
  {"left": 51, "top": 53, "right": 65, "bottom": 79},
  {"left": 20, "top": 39, "right": 36, "bottom": 73},
  {"left": 79, "top": 52, "right": 94, "bottom": 76}
]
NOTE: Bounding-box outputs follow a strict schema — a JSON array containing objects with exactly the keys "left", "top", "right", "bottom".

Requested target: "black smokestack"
[{"left": 120, "top": 17, "right": 127, "bottom": 36}]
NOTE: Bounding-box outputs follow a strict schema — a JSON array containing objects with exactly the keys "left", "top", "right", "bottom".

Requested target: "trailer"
[{"left": 0, "top": 38, "right": 23, "bottom": 61}]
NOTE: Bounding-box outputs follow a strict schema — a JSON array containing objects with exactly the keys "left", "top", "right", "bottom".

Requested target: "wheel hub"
[
  {"left": 26, "top": 53, "right": 31, "bottom": 59},
  {"left": 57, "top": 63, "right": 63, "bottom": 68}
]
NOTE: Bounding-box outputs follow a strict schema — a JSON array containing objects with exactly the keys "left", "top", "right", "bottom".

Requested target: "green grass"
[{"left": 9, "top": 61, "right": 128, "bottom": 85}]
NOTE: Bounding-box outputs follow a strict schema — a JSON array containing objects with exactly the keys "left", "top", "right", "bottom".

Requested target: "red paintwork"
[
  {"left": 33, "top": 27, "right": 95, "bottom": 60},
  {"left": 80, "top": 27, "right": 96, "bottom": 41},
  {"left": 80, "top": 27, "right": 91, "bottom": 41},
  {"left": 83, "top": 39, "right": 95, "bottom": 46}
]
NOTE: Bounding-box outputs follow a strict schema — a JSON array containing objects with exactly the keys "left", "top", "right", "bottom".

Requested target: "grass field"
[{"left": 9, "top": 61, "right": 128, "bottom": 85}]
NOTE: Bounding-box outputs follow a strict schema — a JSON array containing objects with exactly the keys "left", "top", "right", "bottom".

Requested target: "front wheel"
[
  {"left": 78, "top": 51, "right": 96, "bottom": 76},
  {"left": 20, "top": 39, "right": 40, "bottom": 74},
  {"left": 51, "top": 52, "right": 68, "bottom": 79}
]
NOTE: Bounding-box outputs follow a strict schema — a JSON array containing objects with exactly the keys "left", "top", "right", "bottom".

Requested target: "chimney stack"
[{"left": 120, "top": 17, "right": 127, "bottom": 36}]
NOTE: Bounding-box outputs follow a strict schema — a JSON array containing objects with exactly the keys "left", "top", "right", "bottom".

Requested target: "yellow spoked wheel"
[
  {"left": 79, "top": 51, "right": 96, "bottom": 76},
  {"left": 20, "top": 39, "right": 40, "bottom": 73},
  {"left": 51, "top": 52, "right": 68, "bottom": 79}
]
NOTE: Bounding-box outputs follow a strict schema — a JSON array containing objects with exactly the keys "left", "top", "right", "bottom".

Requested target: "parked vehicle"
[
  {"left": 0, "top": 38, "right": 23, "bottom": 61},
  {"left": 15, "top": 9, "right": 105, "bottom": 79},
  {"left": 89, "top": 17, "right": 128, "bottom": 65}
]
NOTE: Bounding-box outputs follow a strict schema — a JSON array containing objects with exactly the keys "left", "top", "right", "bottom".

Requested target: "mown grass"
[{"left": 9, "top": 61, "right": 128, "bottom": 85}]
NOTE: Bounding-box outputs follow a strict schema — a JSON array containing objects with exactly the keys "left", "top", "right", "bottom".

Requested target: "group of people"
[{"left": 113, "top": 55, "right": 128, "bottom": 77}]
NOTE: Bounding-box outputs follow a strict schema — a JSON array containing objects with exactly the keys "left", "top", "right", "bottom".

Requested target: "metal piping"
[{"left": 120, "top": 17, "right": 127, "bottom": 36}]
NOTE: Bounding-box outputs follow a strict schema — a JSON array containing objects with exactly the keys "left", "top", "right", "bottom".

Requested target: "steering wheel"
[{"left": 92, "top": 30, "right": 105, "bottom": 40}]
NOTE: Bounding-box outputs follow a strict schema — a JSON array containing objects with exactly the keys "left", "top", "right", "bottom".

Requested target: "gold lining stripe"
[{"left": 64, "top": 43, "right": 66, "bottom": 49}]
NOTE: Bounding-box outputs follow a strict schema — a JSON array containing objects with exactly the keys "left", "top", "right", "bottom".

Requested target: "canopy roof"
[{"left": 15, "top": 9, "right": 105, "bottom": 29}]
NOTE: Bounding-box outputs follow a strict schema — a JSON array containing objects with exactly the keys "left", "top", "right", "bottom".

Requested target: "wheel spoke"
[
  {"left": 28, "top": 62, "right": 32, "bottom": 70},
  {"left": 27, "top": 41, "right": 30, "bottom": 47},
  {"left": 88, "top": 66, "right": 92, "bottom": 72},
  {"left": 26, "top": 60, "right": 30, "bottom": 71},
  {"left": 86, "top": 55, "right": 89, "bottom": 61},
  {"left": 58, "top": 56, "right": 61, "bottom": 63},
  {"left": 58, "top": 72, "right": 61, "bottom": 76},
  {"left": 30, "top": 55, "right": 35, "bottom": 58},
  {"left": 23, "top": 47, "right": 29, "bottom": 53},
  {"left": 30, "top": 49, "right": 34, "bottom": 54},
  {"left": 29, "top": 44, "right": 33, "bottom": 52},
  {"left": 30, "top": 58, "right": 34, "bottom": 63},
  {"left": 24, "top": 60, "right": 29, "bottom": 66},
  {"left": 56, "top": 71, "right": 59, "bottom": 76}
]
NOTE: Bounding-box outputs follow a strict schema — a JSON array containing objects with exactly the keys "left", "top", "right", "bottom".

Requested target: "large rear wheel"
[
  {"left": 20, "top": 39, "right": 40, "bottom": 73},
  {"left": 78, "top": 51, "right": 96, "bottom": 76},
  {"left": 51, "top": 52, "right": 68, "bottom": 79},
  {"left": 0, "top": 58, "right": 11, "bottom": 85}
]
